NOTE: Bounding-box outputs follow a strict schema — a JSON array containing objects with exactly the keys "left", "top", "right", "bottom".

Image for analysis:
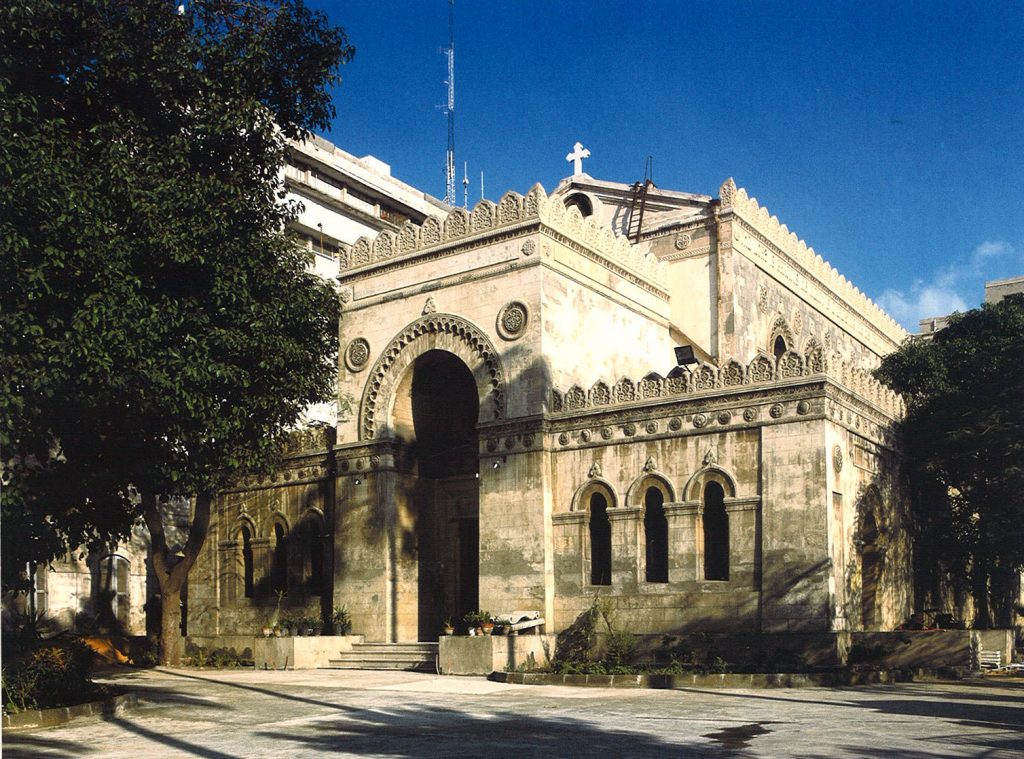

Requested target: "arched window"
[
  {"left": 272, "top": 522, "right": 288, "bottom": 594},
  {"left": 644, "top": 487, "right": 668, "bottom": 583},
  {"left": 99, "top": 554, "right": 131, "bottom": 627},
  {"left": 589, "top": 492, "right": 612, "bottom": 586},
  {"left": 564, "top": 193, "right": 594, "bottom": 217},
  {"left": 239, "top": 525, "right": 254, "bottom": 599},
  {"left": 703, "top": 482, "right": 729, "bottom": 580},
  {"left": 773, "top": 335, "right": 787, "bottom": 360},
  {"left": 300, "top": 516, "right": 324, "bottom": 595}
]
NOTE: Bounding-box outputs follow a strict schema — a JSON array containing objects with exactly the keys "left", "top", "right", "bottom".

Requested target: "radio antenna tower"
[{"left": 443, "top": 0, "right": 456, "bottom": 205}]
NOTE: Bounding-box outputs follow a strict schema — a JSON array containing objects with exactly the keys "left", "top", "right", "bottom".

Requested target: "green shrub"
[{"left": 2, "top": 638, "right": 97, "bottom": 713}]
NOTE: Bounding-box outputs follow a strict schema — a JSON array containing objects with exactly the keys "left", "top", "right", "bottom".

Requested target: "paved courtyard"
[{"left": 3, "top": 668, "right": 1023, "bottom": 758}]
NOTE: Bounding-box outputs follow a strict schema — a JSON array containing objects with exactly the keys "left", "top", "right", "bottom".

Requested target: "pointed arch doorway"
[{"left": 392, "top": 349, "right": 480, "bottom": 641}]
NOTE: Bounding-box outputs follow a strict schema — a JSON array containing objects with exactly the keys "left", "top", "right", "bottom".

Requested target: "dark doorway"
[
  {"left": 860, "top": 512, "right": 881, "bottom": 629},
  {"left": 395, "top": 350, "right": 480, "bottom": 641}
]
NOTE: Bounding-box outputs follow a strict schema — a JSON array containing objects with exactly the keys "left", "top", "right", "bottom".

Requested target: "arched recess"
[
  {"left": 98, "top": 553, "right": 131, "bottom": 628},
  {"left": 268, "top": 516, "right": 289, "bottom": 595},
  {"left": 580, "top": 481, "right": 616, "bottom": 587},
  {"left": 234, "top": 515, "right": 257, "bottom": 600},
  {"left": 856, "top": 486, "right": 887, "bottom": 630},
  {"left": 683, "top": 465, "right": 738, "bottom": 582},
  {"left": 294, "top": 509, "right": 326, "bottom": 597},
  {"left": 358, "top": 313, "right": 507, "bottom": 441},
  {"left": 626, "top": 471, "right": 674, "bottom": 584},
  {"left": 767, "top": 316, "right": 794, "bottom": 359},
  {"left": 387, "top": 348, "right": 483, "bottom": 642},
  {"left": 563, "top": 191, "right": 596, "bottom": 218}
]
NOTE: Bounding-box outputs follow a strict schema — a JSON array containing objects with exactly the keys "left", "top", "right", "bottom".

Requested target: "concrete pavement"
[{"left": 3, "top": 667, "right": 1023, "bottom": 757}]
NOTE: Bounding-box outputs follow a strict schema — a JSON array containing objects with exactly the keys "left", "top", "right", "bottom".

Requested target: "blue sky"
[{"left": 311, "top": 1, "right": 1023, "bottom": 330}]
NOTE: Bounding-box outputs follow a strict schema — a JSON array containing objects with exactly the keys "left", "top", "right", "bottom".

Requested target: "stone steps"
[{"left": 324, "top": 642, "right": 438, "bottom": 672}]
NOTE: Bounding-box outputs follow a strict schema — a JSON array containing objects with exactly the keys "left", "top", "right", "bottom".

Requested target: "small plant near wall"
[
  {"left": 330, "top": 606, "right": 352, "bottom": 636},
  {"left": 441, "top": 617, "right": 455, "bottom": 635}
]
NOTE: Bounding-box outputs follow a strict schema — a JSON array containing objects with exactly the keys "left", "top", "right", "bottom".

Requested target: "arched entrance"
[
  {"left": 392, "top": 350, "right": 480, "bottom": 641},
  {"left": 859, "top": 511, "right": 882, "bottom": 629}
]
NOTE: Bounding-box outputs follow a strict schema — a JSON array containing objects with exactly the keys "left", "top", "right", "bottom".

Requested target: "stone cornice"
[
  {"left": 338, "top": 184, "right": 669, "bottom": 294},
  {"left": 718, "top": 178, "right": 907, "bottom": 351}
]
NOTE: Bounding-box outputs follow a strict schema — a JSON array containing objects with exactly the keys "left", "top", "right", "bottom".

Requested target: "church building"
[{"left": 189, "top": 149, "right": 912, "bottom": 663}]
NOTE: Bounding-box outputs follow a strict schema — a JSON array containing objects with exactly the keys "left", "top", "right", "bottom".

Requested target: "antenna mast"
[{"left": 443, "top": 0, "right": 456, "bottom": 205}]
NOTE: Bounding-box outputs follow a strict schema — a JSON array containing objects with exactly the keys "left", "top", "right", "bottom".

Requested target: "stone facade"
[{"left": 190, "top": 173, "right": 912, "bottom": 653}]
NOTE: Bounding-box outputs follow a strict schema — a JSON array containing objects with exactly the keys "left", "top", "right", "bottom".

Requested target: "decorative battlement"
[
  {"left": 340, "top": 184, "right": 668, "bottom": 289},
  {"left": 551, "top": 350, "right": 904, "bottom": 420},
  {"left": 720, "top": 178, "right": 907, "bottom": 346}
]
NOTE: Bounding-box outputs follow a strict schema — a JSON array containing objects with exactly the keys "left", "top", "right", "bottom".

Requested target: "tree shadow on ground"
[
  {"left": 252, "top": 704, "right": 714, "bottom": 758},
  {"left": 676, "top": 683, "right": 1024, "bottom": 737},
  {"left": 2, "top": 733, "right": 95, "bottom": 758}
]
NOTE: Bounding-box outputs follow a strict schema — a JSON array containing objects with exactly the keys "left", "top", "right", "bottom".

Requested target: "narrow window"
[
  {"left": 272, "top": 523, "right": 288, "bottom": 593},
  {"left": 589, "top": 493, "right": 612, "bottom": 585},
  {"left": 703, "top": 482, "right": 729, "bottom": 580},
  {"left": 241, "top": 525, "right": 254, "bottom": 599},
  {"left": 30, "top": 563, "right": 48, "bottom": 616},
  {"left": 773, "top": 335, "right": 787, "bottom": 360},
  {"left": 307, "top": 520, "right": 323, "bottom": 595},
  {"left": 115, "top": 556, "right": 130, "bottom": 626},
  {"left": 644, "top": 487, "right": 669, "bottom": 583}
]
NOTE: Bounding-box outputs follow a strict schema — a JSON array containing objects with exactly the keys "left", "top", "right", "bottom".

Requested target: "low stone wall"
[
  {"left": 850, "top": 629, "right": 1014, "bottom": 669},
  {"left": 253, "top": 635, "right": 364, "bottom": 669},
  {"left": 187, "top": 635, "right": 257, "bottom": 659},
  {"left": 438, "top": 634, "right": 556, "bottom": 675},
  {"left": 3, "top": 693, "right": 138, "bottom": 731}
]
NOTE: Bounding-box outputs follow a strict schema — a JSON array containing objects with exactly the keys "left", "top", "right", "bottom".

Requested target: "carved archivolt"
[
  {"left": 358, "top": 313, "right": 506, "bottom": 440},
  {"left": 682, "top": 465, "right": 738, "bottom": 502}
]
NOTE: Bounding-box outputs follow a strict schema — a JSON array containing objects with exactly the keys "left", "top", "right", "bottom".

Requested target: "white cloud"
[{"left": 875, "top": 241, "right": 1020, "bottom": 330}]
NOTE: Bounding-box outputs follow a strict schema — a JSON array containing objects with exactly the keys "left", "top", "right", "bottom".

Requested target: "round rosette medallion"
[
  {"left": 345, "top": 337, "right": 371, "bottom": 372},
  {"left": 496, "top": 301, "right": 529, "bottom": 340}
]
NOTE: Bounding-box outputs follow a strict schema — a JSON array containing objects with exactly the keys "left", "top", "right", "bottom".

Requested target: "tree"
[
  {"left": 875, "top": 294, "right": 1024, "bottom": 628},
  {"left": 1, "top": 0, "right": 353, "bottom": 662}
]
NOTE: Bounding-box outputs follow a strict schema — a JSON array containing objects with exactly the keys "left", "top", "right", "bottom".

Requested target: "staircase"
[{"left": 324, "top": 642, "right": 438, "bottom": 672}]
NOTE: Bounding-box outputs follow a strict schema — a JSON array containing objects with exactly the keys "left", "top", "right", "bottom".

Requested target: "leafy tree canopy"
[
  {"left": 875, "top": 294, "right": 1024, "bottom": 627},
  {"left": 0, "top": 0, "right": 353, "bottom": 587}
]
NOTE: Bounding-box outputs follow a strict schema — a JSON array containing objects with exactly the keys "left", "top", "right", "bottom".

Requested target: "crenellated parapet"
[
  {"left": 719, "top": 178, "right": 907, "bottom": 347},
  {"left": 340, "top": 184, "right": 668, "bottom": 289},
  {"left": 550, "top": 351, "right": 904, "bottom": 419}
]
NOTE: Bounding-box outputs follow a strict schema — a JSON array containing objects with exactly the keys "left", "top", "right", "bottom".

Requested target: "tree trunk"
[
  {"left": 160, "top": 585, "right": 183, "bottom": 666},
  {"left": 971, "top": 564, "right": 993, "bottom": 629},
  {"left": 143, "top": 491, "right": 212, "bottom": 666}
]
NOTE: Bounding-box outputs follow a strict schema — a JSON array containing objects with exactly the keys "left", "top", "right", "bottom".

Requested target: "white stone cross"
[{"left": 565, "top": 141, "right": 590, "bottom": 176}]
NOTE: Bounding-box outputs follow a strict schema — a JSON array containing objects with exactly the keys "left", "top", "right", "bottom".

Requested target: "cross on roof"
[{"left": 565, "top": 141, "right": 590, "bottom": 176}]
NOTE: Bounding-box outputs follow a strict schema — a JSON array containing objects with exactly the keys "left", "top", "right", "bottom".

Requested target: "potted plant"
[
  {"left": 261, "top": 622, "right": 273, "bottom": 638},
  {"left": 331, "top": 606, "right": 352, "bottom": 636},
  {"left": 442, "top": 617, "right": 455, "bottom": 636},
  {"left": 279, "top": 613, "right": 295, "bottom": 637},
  {"left": 462, "top": 611, "right": 479, "bottom": 636},
  {"left": 302, "top": 615, "right": 317, "bottom": 636},
  {"left": 479, "top": 611, "right": 495, "bottom": 635}
]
